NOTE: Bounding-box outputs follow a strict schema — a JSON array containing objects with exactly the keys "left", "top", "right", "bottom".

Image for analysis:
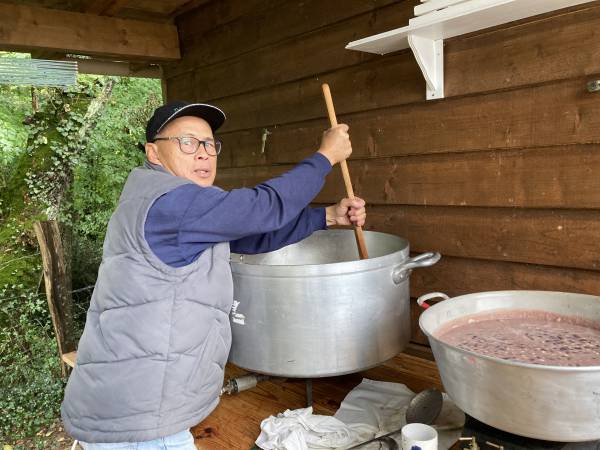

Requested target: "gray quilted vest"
[{"left": 61, "top": 164, "right": 232, "bottom": 443}]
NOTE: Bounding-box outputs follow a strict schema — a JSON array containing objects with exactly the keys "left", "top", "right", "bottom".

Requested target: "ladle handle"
[{"left": 321, "top": 83, "right": 369, "bottom": 260}]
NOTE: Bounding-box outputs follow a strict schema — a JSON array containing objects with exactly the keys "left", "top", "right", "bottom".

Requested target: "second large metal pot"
[
  {"left": 418, "top": 290, "right": 600, "bottom": 442},
  {"left": 228, "top": 229, "right": 440, "bottom": 377}
]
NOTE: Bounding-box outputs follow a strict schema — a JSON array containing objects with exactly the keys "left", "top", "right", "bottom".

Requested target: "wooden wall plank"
[
  {"left": 176, "top": 0, "right": 286, "bottom": 45},
  {"left": 363, "top": 205, "right": 600, "bottom": 270},
  {"left": 216, "top": 76, "right": 600, "bottom": 167},
  {"left": 0, "top": 3, "right": 180, "bottom": 60},
  {"left": 410, "top": 301, "right": 429, "bottom": 345},
  {"left": 168, "top": 0, "right": 215, "bottom": 21},
  {"left": 167, "top": 1, "right": 416, "bottom": 98},
  {"left": 166, "top": 71, "right": 196, "bottom": 101},
  {"left": 216, "top": 145, "right": 600, "bottom": 209},
  {"left": 410, "top": 255, "right": 600, "bottom": 298},
  {"left": 408, "top": 255, "right": 600, "bottom": 343},
  {"left": 125, "top": 0, "right": 191, "bottom": 16},
  {"left": 168, "top": 2, "right": 600, "bottom": 103},
  {"left": 173, "top": 0, "right": 402, "bottom": 77},
  {"left": 213, "top": 54, "right": 422, "bottom": 132},
  {"left": 168, "top": 0, "right": 600, "bottom": 360},
  {"left": 445, "top": 2, "right": 600, "bottom": 97}
]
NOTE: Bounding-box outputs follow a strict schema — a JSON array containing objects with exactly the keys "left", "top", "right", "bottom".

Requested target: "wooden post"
[
  {"left": 33, "top": 220, "right": 75, "bottom": 377},
  {"left": 31, "top": 87, "right": 38, "bottom": 113}
]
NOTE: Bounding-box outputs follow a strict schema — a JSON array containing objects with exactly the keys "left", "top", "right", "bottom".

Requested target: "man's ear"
[{"left": 145, "top": 143, "right": 162, "bottom": 165}]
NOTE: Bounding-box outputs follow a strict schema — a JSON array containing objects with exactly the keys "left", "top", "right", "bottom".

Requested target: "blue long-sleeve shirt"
[{"left": 144, "top": 153, "right": 332, "bottom": 267}]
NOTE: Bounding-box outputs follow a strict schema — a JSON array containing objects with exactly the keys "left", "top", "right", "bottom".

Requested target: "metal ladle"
[
  {"left": 405, "top": 388, "right": 443, "bottom": 424},
  {"left": 346, "top": 389, "right": 444, "bottom": 449}
]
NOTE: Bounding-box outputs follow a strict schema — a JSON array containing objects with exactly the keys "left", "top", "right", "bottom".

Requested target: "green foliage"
[
  {"left": 0, "top": 87, "right": 30, "bottom": 191},
  {"left": 24, "top": 79, "right": 112, "bottom": 221},
  {"left": 0, "top": 60, "right": 161, "bottom": 442},
  {"left": 0, "top": 287, "right": 64, "bottom": 440},
  {"left": 72, "top": 76, "right": 159, "bottom": 243},
  {"left": 0, "top": 79, "right": 104, "bottom": 442},
  {"left": 0, "top": 53, "right": 32, "bottom": 189},
  {"left": 70, "top": 76, "right": 160, "bottom": 297},
  {"left": 0, "top": 215, "right": 59, "bottom": 441}
]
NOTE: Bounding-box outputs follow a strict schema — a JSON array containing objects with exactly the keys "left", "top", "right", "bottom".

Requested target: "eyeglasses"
[{"left": 153, "top": 136, "right": 222, "bottom": 156}]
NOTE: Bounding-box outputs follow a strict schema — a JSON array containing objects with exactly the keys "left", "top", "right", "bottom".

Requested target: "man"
[{"left": 62, "top": 101, "right": 366, "bottom": 449}]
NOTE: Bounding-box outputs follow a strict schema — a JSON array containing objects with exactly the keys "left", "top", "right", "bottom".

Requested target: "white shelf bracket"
[
  {"left": 407, "top": 35, "right": 444, "bottom": 100},
  {"left": 346, "top": 0, "right": 594, "bottom": 101}
]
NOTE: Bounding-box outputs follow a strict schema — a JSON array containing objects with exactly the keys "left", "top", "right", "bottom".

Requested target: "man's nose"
[{"left": 195, "top": 146, "right": 209, "bottom": 160}]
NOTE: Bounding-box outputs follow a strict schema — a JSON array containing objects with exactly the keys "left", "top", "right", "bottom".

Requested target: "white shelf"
[
  {"left": 414, "top": 0, "right": 472, "bottom": 18},
  {"left": 346, "top": 0, "right": 594, "bottom": 100}
]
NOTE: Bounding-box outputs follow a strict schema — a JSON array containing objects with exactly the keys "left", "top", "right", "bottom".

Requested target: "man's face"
[{"left": 144, "top": 116, "right": 218, "bottom": 187}]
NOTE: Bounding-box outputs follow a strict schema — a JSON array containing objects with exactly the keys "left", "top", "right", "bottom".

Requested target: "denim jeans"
[{"left": 79, "top": 429, "right": 196, "bottom": 450}]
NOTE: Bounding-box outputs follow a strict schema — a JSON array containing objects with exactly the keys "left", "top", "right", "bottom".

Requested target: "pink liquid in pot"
[{"left": 435, "top": 310, "right": 600, "bottom": 366}]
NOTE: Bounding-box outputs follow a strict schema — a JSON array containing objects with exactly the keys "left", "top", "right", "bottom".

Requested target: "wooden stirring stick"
[{"left": 321, "top": 83, "right": 369, "bottom": 260}]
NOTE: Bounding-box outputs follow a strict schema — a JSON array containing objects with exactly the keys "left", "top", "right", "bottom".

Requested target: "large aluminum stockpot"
[
  {"left": 228, "top": 229, "right": 440, "bottom": 378},
  {"left": 418, "top": 290, "right": 600, "bottom": 442}
]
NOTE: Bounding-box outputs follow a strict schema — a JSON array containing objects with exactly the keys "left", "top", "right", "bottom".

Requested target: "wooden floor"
[{"left": 191, "top": 352, "right": 459, "bottom": 450}]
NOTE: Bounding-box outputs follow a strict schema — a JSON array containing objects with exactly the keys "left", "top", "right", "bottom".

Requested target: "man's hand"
[
  {"left": 317, "top": 124, "right": 352, "bottom": 166},
  {"left": 325, "top": 197, "right": 366, "bottom": 227}
]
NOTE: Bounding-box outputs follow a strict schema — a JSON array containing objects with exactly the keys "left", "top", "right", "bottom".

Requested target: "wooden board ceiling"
[{"left": 0, "top": 0, "right": 213, "bottom": 22}]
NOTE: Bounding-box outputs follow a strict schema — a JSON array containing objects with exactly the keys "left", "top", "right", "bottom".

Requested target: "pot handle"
[
  {"left": 417, "top": 292, "right": 450, "bottom": 309},
  {"left": 392, "top": 252, "right": 441, "bottom": 285}
]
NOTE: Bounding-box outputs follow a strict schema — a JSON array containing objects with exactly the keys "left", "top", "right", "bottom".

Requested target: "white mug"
[{"left": 401, "top": 423, "right": 438, "bottom": 450}]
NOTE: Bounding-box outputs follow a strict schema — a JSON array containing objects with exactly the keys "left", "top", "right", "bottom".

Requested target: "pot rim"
[
  {"left": 230, "top": 229, "right": 410, "bottom": 277},
  {"left": 419, "top": 290, "right": 600, "bottom": 372}
]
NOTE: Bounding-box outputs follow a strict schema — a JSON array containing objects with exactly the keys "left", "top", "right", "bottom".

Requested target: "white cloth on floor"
[
  {"left": 334, "top": 378, "right": 415, "bottom": 441},
  {"left": 256, "top": 406, "right": 360, "bottom": 450},
  {"left": 334, "top": 378, "right": 465, "bottom": 450}
]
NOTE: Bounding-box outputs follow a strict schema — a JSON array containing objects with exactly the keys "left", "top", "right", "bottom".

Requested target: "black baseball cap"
[{"left": 145, "top": 101, "right": 226, "bottom": 143}]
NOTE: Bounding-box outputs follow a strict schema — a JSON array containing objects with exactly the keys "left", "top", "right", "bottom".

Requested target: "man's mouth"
[{"left": 195, "top": 169, "right": 211, "bottom": 178}]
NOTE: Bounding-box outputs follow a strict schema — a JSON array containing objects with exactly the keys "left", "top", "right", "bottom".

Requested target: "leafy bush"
[
  {"left": 0, "top": 287, "right": 64, "bottom": 440},
  {"left": 72, "top": 76, "right": 158, "bottom": 245},
  {"left": 0, "top": 85, "right": 31, "bottom": 201},
  {"left": 70, "top": 76, "right": 160, "bottom": 320},
  {"left": 0, "top": 64, "right": 161, "bottom": 442}
]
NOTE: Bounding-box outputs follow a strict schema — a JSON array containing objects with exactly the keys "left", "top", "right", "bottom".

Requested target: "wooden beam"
[
  {"left": 64, "top": 58, "right": 162, "bottom": 78},
  {"left": 27, "top": 0, "right": 131, "bottom": 61},
  {"left": 30, "top": 50, "right": 66, "bottom": 60},
  {"left": 0, "top": 3, "right": 180, "bottom": 61}
]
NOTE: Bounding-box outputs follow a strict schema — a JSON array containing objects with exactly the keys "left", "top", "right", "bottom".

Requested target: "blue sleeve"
[
  {"left": 145, "top": 153, "right": 332, "bottom": 267},
  {"left": 230, "top": 207, "right": 326, "bottom": 254}
]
